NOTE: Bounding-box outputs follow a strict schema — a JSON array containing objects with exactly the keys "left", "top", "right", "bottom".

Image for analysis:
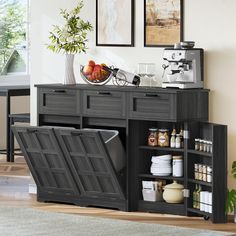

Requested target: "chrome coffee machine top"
[{"left": 162, "top": 42, "right": 204, "bottom": 89}]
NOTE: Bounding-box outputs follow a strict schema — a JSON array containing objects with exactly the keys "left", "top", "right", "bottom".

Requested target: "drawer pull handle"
[
  {"left": 71, "top": 131, "right": 83, "bottom": 136},
  {"left": 52, "top": 90, "right": 66, "bottom": 93},
  {"left": 27, "top": 129, "right": 38, "bottom": 134},
  {"left": 98, "top": 92, "right": 111, "bottom": 95},
  {"left": 145, "top": 93, "right": 159, "bottom": 97}
]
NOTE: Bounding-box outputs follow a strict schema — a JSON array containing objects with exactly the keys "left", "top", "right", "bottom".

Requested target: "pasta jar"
[
  {"left": 158, "top": 129, "right": 169, "bottom": 147},
  {"left": 148, "top": 128, "right": 158, "bottom": 146}
]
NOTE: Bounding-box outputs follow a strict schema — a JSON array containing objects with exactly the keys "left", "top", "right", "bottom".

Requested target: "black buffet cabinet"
[{"left": 13, "top": 84, "right": 227, "bottom": 223}]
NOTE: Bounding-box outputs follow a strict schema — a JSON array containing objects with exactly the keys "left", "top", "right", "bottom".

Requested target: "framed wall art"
[
  {"left": 144, "top": 0, "right": 183, "bottom": 47},
  {"left": 96, "top": 0, "right": 134, "bottom": 47}
]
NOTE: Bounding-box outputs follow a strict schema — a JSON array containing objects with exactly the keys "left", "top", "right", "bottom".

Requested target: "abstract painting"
[
  {"left": 144, "top": 0, "right": 183, "bottom": 47},
  {"left": 96, "top": 0, "right": 134, "bottom": 47}
]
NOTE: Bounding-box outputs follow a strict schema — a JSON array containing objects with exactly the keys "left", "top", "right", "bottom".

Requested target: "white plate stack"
[{"left": 150, "top": 155, "right": 172, "bottom": 176}]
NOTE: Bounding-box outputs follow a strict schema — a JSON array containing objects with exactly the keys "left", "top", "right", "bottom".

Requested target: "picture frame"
[
  {"left": 96, "top": 0, "right": 134, "bottom": 47},
  {"left": 144, "top": 0, "right": 183, "bottom": 47}
]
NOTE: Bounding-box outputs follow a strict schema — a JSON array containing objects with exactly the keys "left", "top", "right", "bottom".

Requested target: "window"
[{"left": 0, "top": 0, "right": 29, "bottom": 76}]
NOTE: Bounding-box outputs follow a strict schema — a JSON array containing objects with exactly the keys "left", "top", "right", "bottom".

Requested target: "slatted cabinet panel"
[
  {"left": 11, "top": 126, "right": 80, "bottom": 198},
  {"left": 54, "top": 129, "right": 125, "bottom": 200}
]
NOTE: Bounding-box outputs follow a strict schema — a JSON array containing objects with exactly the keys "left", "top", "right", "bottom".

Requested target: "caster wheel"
[{"left": 204, "top": 215, "right": 210, "bottom": 221}]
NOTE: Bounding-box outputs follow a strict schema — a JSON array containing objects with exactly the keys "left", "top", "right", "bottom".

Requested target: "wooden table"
[{"left": 0, "top": 84, "right": 30, "bottom": 162}]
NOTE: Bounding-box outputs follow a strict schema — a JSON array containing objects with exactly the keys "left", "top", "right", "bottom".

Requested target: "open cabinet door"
[
  {"left": 11, "top": 126, "right": 80, "bottom": 199},
  {"left": 54, "top": 128, "right": 126, "bottom": 201}
]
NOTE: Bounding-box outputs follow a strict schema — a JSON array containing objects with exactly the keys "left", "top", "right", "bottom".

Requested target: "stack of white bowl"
[{"left": 150, "top": 155, "right": 172, "bottom": 176}]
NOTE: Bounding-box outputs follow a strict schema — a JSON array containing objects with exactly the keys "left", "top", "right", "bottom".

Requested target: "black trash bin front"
[{"left": 12, "top": 125, "right": 127, "bottom": 210}]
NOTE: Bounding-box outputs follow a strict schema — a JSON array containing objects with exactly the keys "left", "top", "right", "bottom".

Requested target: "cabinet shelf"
[
  {"left": 139, "top": 174, "right": 184, "bottom": 181},
  {"left": 188, "top": 149, "right": 212, "bottom": 157},
  {"left": 188, "top": 179, "right": 212, "bottom": 187},
  {"left": 187, "top": 207, "right": 212, "bottom": 217},
  {"left": 139, "top": 200, "right": 185, "bottom": 216},
  {"left": 139, "top": 145, "right": 184, "bottom": 153}
]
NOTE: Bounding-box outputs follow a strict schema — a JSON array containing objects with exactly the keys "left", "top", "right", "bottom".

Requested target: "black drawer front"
[
  {"left": 83, "top": 90, "right": 126, "bottom": 118},
  {"left": 39, "top": 88, "right": 79, "bottom": 115},
  {"left": 129, "top": 92, "right": 175, "bottom": 120}
]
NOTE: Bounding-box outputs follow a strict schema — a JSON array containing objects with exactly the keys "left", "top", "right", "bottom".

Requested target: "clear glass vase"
[{"left": 64, "top": 54, "right": 76, "bottom": 85}]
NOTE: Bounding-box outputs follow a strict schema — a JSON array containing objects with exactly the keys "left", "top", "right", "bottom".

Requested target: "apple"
[
  {"left": 83, "top": 65, "right": 93, "bottom": 75},
  {"left": 88, "top": 60, "right": 96, "bottom": 67},
  {"left": 93, "top": 64, "right": 102, "bottom": 72}
]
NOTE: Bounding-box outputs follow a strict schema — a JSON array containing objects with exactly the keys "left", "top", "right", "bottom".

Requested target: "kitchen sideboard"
[{"left": 14, "top": 84, "right": 227, "bottom": 223}]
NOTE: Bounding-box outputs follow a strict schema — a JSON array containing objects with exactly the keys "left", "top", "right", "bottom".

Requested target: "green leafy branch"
[
  {"left": 47, "top": 0, "right": 93, "bottom": 54},
  {"left": 226, "top": 161, "right": 236, "bottom": 213}
]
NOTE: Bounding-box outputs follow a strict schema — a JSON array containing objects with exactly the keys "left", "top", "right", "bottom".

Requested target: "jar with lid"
[
  {"left": 172, "top": 156, "right": 183, "bottom": 177},
  {"left": 203, "top": 140, "right": 208, "bottom": 152},
  {"left": 209, "top": 141, "right": 213, "bottom": 153},
  {"left": 206, "top": 141, "right": 211, "bottom": 153},
  {"left": 202, "top": 165, "right": 207, "bottom": 182},
  {"left": 158, "top": 129, "right": 169, "bottom": 147},
  {"left": 198, "top": 164, "right": 203, "bottom": 181},
  {"left": 148, "top": 128, "right": 158, "bottom": 146},
  {"left": 207, "top": 166, "right": 212, "bottom": 183},
  {"left": 194, "top": 163, "right": 199, "bottom": 180},
  {"left": 195, "top": 139, "right": 200, "bottom": 151},
  {"left": 199, "top": 139, "right": 204, "bottom": 151}
]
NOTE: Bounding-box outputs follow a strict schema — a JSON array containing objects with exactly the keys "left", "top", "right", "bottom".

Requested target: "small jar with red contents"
[{"left": 148, "top": 128, "right": 158, "bottom": 146}]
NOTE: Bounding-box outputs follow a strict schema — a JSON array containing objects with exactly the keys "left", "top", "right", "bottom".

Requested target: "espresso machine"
[{"left": 162, "top": 44, "right": 204, "bottom": 89}]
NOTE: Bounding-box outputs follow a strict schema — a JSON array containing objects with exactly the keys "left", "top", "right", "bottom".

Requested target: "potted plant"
[
  {"left": 47, "top": 0, "right": 93, "bottom": 85},
  {"left": 226, "top": 161, "right": 236, "bottom": 222}
]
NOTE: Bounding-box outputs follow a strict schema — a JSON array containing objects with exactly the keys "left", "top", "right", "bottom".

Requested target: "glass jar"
[
  {"left": 202, "top": 165, "right": 207, "bottom": 182},
  {"left": 194, "top": 163, "right": 199, "bottom": 180},
  {"left": 203, "top": 140, "right": 207, "bottom": 152},
  {"left": 158, "top": 129, "right": 169, "bottom": 147},
  {"left": 148, "top": 128, "right": 158, "bottom": 146},
  {"left": 199, "top": 139, "right": 204, "bottom": 151},
  {"left": 207, "top": 166, "right": 212, "bottom": 183},
  {"left": 198, "top": 164, "right": 203, "bottom": 181},
  {"left": 209, "top": 141, "right": 213, "bottom": 153},
  {"left": 172, "top": 156, "right": 183, "bottom": 177},
  {"left": 206, "top": 141, "right": 210, "bottom": 153}
]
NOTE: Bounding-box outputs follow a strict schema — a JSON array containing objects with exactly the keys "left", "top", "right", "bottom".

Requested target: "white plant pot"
[{"left": 64, "top": 54, "right": 76, "bottom": 85}]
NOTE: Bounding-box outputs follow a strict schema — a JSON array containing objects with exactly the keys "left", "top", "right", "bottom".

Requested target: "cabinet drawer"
[
  {"left": 39, "top": 88, "right": 79, "bottom": 115},
  {"left": 82, "top": 90, "right": 126, "bottom": 118},
  {"left": 129, "top": 92, "right": 175, "bottom": 120}
]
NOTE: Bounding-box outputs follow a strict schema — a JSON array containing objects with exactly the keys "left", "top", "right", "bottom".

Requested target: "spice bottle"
[
  {"left": 195, "top": 138, "right": 200, "bottom": 151},
  {"left": 203, "top": 140, "right": 207, "bottom": 152},
  {"left": 194, "top": 163, "right": 199, "bottom": 180},
  {"left": 207, "top": 166, "right": 212, "bottom": 183},
  {"left": 199, "top": 139, "right": 203, "bottom": 151},
  {"left": 209, "top": 141, "right": 213, "bottom": 153}
]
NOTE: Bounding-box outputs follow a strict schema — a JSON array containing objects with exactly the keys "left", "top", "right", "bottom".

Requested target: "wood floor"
[{"left": 1, "top": 155, "right": 236, "bottom": 233}]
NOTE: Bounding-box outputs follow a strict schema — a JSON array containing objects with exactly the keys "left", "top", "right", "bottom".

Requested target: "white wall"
[{"left": 30, "top": 0, "right": 236, "bottom": 188}]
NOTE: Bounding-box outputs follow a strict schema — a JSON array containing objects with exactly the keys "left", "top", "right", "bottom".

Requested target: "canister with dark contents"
[
  {"left": 158, "top": 129, "right": 169, "bottom": 147},
  {"left": 148, "top": 128, "right": 158, "bottom": 146}
]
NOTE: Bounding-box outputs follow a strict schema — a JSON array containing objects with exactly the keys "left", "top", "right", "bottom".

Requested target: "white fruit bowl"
[{"left": 80, "top": 65, "right": 113, "bottom": 86}]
